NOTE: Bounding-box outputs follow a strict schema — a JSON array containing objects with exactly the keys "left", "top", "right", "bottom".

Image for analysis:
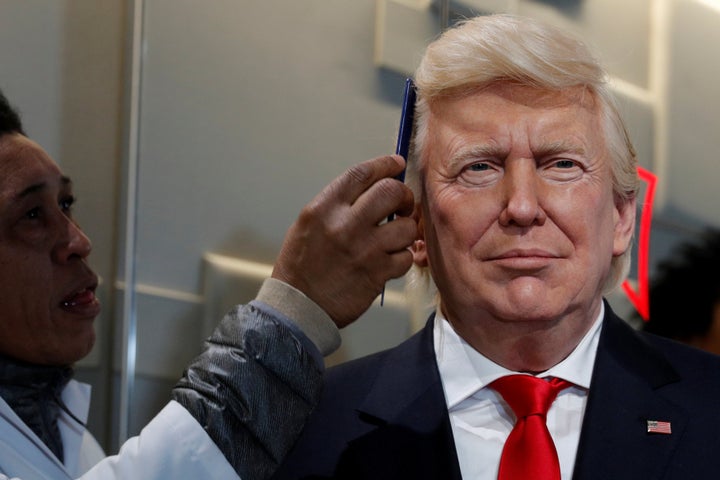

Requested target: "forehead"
[
  {"left": 425, "top": 83, "right": 603, "bottom": 153},
  {"left": 480, "top": 83, "right": 598, "bottom": 110},
  {"left": 430, "top": 83, "right": 600, "bottom": 124},
  {"left": 0, "top": 133, "right": 67, "bottom": 201}
]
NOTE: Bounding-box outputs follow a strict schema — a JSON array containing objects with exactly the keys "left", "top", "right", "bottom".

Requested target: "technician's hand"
[{"left": 272, "top": 155, "right": 416, "bottom": 328}]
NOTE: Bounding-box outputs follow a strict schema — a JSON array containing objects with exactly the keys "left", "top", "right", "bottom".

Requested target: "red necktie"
[{"left": 490, "top": 375, "right": 572, "bottom": 480}]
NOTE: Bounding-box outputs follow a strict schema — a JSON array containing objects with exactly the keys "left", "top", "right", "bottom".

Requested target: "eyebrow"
[
  {"left": 16, "top": 175, "right": 72, "bottom": 200},
  {"left": 449, "top": 140, "right": 587, "bottom": 167},
  {"left": 447, "top": 144, "right": 506, "bottom": 169},
  {"left": 536, "top": 140, "right": 587, "bottom": 157}
]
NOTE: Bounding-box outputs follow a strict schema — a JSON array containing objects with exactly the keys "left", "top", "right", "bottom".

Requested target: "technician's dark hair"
[
  {"left": 641, "top": 228, "right": 720, "bottom": 340},
  {"left": 0, "top": 87, "right": 26, "bottom": 137}
]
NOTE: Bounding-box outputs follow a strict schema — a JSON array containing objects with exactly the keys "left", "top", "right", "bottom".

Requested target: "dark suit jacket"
[{"left": 272, "top": 301, "right": 720, "bottom": 479}]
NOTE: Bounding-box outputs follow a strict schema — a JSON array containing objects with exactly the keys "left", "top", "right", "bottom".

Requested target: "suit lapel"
[
  {"left": 572, "top": 304, "right": 688, "bottom": 480},
  {"left": 347, "top": 315, "right": 463, "bottom": 480}
]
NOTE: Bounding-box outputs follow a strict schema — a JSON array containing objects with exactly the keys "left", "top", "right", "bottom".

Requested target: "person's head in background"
[
  {"left": 0, "top": 89, "right": 100, "bottom": 366},
  {"left": 641, "top": 228, "right": 720, "bottom": 355}
]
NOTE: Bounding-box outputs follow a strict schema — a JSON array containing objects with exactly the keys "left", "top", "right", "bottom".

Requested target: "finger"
[
  {"left": 375, "top": 216, "right": 417, "bottom": 254},
  {"left": 324, "top": 155, "right": 406, "bottom": 207},
  {"left": 375, "top": 231, "right": 416, "bottom": 281},
  {"left": 353, "top": 217, "right": 416, "bottom": 289},
  {"left": 384, "top": 247, "right": 415, "bottom": 280},
  {"left": 350, "top": 176, "right": 414, "bottom": 226}
]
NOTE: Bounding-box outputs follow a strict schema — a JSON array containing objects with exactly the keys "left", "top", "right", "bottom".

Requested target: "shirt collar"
[{"left": 435, "top": 302, "right": 603, "bottom": 409}]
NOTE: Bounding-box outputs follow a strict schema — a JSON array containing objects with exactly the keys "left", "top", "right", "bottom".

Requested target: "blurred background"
[{"left": 1, "top": 0, "right": 718, "bottom": 454}]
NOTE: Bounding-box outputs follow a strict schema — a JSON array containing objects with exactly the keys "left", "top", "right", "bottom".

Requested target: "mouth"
[
  {"left": 494, "top": 248, "right": 555, "bottom": 259},
  {"left": 490, "top": 249, "right": 558, "bottom": 270},
  {"left": 60, "top": 279, "right": 101, "bottom": 318}
]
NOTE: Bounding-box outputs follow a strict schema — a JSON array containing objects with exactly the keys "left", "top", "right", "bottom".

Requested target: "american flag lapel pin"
[{"left": 647, "top": 420, "right": 672, "bottom": 434}]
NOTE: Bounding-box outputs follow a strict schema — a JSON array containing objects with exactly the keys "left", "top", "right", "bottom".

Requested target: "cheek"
[
  {"left": 573, "top": 193, "right": 619, "bottom": 261},
  {"left": 421, "top": 193, "right": 497, "bottom": 282},
  {"left": 0, "top": 310, "right": 47, "bottom": 362},
  {"left": 430, "top": 188, "right": 495, "bottom": 242},
  {"left": 0, "top": 269, "right": 55, "bottom": 343}
]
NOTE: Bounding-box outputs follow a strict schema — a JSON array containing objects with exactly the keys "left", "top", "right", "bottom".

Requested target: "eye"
[
  {"left": 60, "top": 195, "right": 76, "bottom": 214},
  {"left": 467, "top": 162, "right": 491, "bottom": 172},
  {"left": 553, "top": 159, "right": 576, "bottom": 169},
  {"left": 25, "top": 206, "right": 41, "bottom": 220},
  {"left": 458, "top": 160, "right": 501, "bottom": 187},
  {"left": 541, "top": 157, "right": 584, "bottom": 182}
]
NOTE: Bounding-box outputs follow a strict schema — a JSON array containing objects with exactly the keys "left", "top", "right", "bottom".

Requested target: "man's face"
[
  {"left": 414, "top": 84, "right": 635, "bottom": 331},
  {"left": 0, "top": 133, "right": 100, "bottom": 366}
]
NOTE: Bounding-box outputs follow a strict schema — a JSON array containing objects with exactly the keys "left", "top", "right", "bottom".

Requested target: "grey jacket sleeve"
[{"left": 171, "top": 299, "right": 327, "bottom": 480}]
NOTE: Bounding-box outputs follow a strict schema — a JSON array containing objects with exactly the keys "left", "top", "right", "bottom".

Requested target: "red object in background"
[{"left": 621, "top": 166, "right": 657, "bottom": 321}]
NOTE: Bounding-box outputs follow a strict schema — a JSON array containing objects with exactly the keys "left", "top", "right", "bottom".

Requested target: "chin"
[
  {"left": 58, "top": 336, "right": 96, "bottom": 366},
  {"left": 77, "top": 336, "right": 97, "bottom": 361},
  {"left": 492, "top": 298, "right": 560, "bottom": 323}
]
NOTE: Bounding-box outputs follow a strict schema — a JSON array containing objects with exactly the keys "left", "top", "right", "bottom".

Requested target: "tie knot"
[{"left": 491, "top": 375, "right": 571, "bottom": 418}]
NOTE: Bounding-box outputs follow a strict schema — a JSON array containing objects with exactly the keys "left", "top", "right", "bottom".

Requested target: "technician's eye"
[
  {"left": 60, "top": 195, "right": 76, "bottom": 213},
  {"left": 25, "top": 207, "right": 41, "bottom": 219}
]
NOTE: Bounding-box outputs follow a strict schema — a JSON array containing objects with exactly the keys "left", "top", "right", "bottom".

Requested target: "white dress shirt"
[{"left": 434, "top": 304, "right": 603, "bottom": 480}]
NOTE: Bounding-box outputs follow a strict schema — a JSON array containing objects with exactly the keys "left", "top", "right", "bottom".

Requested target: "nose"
[
  {"left": 53, "top": 217, "right": 93, "bottom": 264},
  {"left": 498, "top": 162, "right": 547, "bottom": 228}
]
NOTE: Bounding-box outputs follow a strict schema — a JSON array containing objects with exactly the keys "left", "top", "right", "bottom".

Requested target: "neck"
[
  {"left": 442, "top": 301, "right": 601, "bottom": 372},
  {"left": 0, "top": 354, "right": 74, "bottom": 461}
]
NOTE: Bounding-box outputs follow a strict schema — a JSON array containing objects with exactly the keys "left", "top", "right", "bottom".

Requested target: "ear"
[
  {"left": 613, "top": 196, "right": 636, "bottom": 256},
  {"left": 411, "top": 203, "right": 429, "bottom": 267}
]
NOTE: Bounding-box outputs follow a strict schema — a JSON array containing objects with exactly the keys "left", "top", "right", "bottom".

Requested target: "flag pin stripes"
[{"left": 647, "top": 420, "right": 672, "bottom": 434}]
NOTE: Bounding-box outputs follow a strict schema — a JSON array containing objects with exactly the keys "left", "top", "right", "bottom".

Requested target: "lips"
[
  {"left": 493, "top": 248, "right": 556, "bottom": 259},
  {"left": 487, "top": 248, "right": 560, "bottom": 272},
  {"left": 60, "top": 282, "right": 101, "bottom": 317},
  {"left": 62, "top": 288, "right": 96, "bottom": 307}
]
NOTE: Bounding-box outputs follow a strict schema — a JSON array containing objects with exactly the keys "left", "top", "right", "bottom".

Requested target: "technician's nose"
[{"left": 53, "top": 218, "right": 92, "bottom": 263}]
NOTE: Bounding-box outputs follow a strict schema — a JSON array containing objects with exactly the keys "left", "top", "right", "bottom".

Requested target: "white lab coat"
[{"left": 0, "top": 380, "right": 238, "bottom": 480}]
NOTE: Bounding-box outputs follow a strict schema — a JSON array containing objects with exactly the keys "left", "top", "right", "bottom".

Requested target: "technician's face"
[{"left": 0, "top": 133, "right": 100, "bottom": 366}]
